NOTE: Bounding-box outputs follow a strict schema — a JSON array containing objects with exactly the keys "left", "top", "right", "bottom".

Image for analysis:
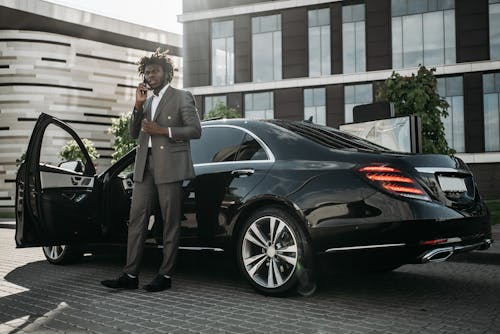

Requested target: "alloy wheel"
[
  {"left": 241, "top": 215, "right": 298, "bottom": 289},
  {"left": 43, "top": 245, "right": 66, "bottom": 260}
]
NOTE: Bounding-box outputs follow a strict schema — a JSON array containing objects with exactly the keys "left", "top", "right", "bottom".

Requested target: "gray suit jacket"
[{"left": 129, "top": 86, "right": 202, "bottom": 184}]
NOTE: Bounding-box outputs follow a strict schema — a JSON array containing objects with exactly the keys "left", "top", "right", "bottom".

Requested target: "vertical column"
[
  {"left": 227, "top": 92, "right": 243, "bottom": 116},
  {"left": 464, "top": 73, "right": 485, "bottom": 153},
  {"left": 365, "top": 0, "right": 392, "bottom": 71},
  {"left": 456, "top": 0, "right": 490, "bottom": 62},
  {"left": 274, "top": 88, "right": 304, "bottom": 121},
  {"left": 234, "top": 15, "right": 252, "bottom": 83},
  {"left": 326, "top": 84, "right": 344, "bottom": 127},
  {"left": 330, "top": 2, "right": 343, "bottom": 74},
  {"left": 282, "top": 7, "right": 308, "bottom": 79},
  {"left": 183, "top": 20, "right": 210, "bottom": 88}
]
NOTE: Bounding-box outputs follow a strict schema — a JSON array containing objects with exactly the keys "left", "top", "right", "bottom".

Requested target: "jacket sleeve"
[
  {"left": 170, "top": 91, "right": 202, "bottom": 140},
  {"left": 129, "top": 106, "right": 145, "bottom": 139}
]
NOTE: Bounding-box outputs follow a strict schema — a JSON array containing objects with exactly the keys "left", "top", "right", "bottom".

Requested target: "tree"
[
  {"left": 376, "top": 66, "right": 454, "bottom": 154},
  {"left": 108, "top": 113, "right": 137, "bottom": 163},
  {"left": 59, "top": 138, "right": 99, "bottom": 162},
  {"left": 204, "top": 101, "right": 240, "bottom": 120}
]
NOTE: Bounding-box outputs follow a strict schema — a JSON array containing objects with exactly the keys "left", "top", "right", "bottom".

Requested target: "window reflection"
[
  {"left": 211, "top": 20, "right": 234, "bottom": 86},
  {"left": 252, "top": 14, "right": 282, "bottom": 82},
  {"left": 204, "top": 95, "right": 227, "bottom": 117},
  {"left": 490, "top": 0, "right": 500, "bottom": 60},
  {"left": 309, "top": 8, "right": 331, "bottom": 77},
  {"left": 304, "top": 88, "right": 326, "bottom": 125},
  {"left": 437, "top": 76, "right": 464, "bottom": 152},
  {"left": 244, "top": 92, "right": 274, "bottom": 120},
  {"left": 392, "top": 0, "right": 455, "bottom": 68},
  {"left": 483, "top": 73, "right": 500, "bottom": 151},
  {"left": 344, "top": 84, "right": 373, "bottom": 123},
  {"left": 191, "top": 127, "right": 244, "bottom": 164},
  {"left": 342, "top": 4, "right": 365, "bottom": 73}
]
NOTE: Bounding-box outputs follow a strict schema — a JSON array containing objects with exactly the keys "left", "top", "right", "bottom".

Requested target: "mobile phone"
[{"left": 142, "top": 77, "right": 151, "bottom": 94}]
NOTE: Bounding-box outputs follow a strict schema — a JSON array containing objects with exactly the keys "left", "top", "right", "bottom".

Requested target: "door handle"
[{"left": 231, "top": 169, "right": 255, "bottom": 177}]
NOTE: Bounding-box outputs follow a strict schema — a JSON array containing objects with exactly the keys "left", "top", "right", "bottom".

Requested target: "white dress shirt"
[{"left": 149, "top": 84, "right": 169, "bottom": 147}]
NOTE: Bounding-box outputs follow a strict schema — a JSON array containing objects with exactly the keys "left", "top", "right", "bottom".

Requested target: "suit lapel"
[
  {"left": 153, "top": 86, "right": 175, "bottom": 122},
  {"left": 144, "top": 97, "right": 153, "bottom": 121}
]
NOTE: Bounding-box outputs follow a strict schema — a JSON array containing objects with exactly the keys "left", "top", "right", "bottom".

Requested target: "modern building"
[
  {"left": 0, "top": 0, "right": 182, "bottom": 209},
  {"left": 179, "top": 0, "right": 500, "bottom": 198}
]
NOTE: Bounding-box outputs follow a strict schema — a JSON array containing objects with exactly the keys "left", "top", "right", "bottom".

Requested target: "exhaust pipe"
[{"left": 420, "top": 247, "right": 454, "bottom": 263}]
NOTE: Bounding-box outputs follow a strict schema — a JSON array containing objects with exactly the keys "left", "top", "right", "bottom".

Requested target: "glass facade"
[
  {"left": 483, "top": 73, "right": 500, "bottom": 151},
  {"left": 344, "top": 83, "right": 373, "bottom": 123},
  {"left": 244, "top": 92, "right": 274, "bottom": 119},
  {"left": 252, "top": 14, "right": 282, "bottom": 82},
  {"left": 204, "top": 95, "right": 227, "bottom": 117},
  {"left": 392, "top": 0, "right": 455, "bottom": 68},
  {"left": 308, "top": 8, "right": 331, "bottom": 77},
  {"left": 304, "top": 88, "right": 326, "bottom": 125},
  {"left": 211, "top": 20, "right": 234, "bottom": 86},
  {"left": 437, "top": 76, "right": 464, "bottom": 152},
  {"left": 490, "top": 0, "right": 500, "bottom": 60},
  {"left": 342, "top": 4, "right": 366, "bottom": 73}
]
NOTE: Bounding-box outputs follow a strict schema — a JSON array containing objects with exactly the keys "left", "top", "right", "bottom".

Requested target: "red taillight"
[{"left": 358, "top": 164, "right": 430, "bottom": 201}]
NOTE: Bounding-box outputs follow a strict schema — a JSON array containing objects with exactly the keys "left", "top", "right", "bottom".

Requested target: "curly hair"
[{"left": 137, "top": 48, "right": 174, "bottom": 84}]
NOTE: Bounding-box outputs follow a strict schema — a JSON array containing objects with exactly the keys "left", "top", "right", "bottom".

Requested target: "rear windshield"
[{"left": 268, "top": 120, "right": 393, "bottom": 152}]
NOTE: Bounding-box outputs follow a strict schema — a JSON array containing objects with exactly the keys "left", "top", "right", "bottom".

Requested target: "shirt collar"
[{"left": 154, "top": 83, "right": 169, "bottom": 97}]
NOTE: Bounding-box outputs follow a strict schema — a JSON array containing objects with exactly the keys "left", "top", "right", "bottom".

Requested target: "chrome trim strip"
[
  {"left": 156, "top": 245, "right": 224, "bottom": 252},
  {"left": 324, "top": 243, "right": 406, "bottom": 253},
  {"left": 179, "top": 246, "right": 224, "bottom": 252},
  {"left": 415, "top": 167, "right": 463, "bottom": 174}
]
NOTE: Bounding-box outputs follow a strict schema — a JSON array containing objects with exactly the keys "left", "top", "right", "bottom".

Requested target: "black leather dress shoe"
[
  {"left": 143, "top": 275, "right": 171, "bottom": 292},
  {"left": 101, "top": 273, "right": 138, "bottom": 290}
]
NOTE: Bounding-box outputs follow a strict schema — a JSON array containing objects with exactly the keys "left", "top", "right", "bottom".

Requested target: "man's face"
[{"left": 144, "top": 63, "right": 165, "bottom": 89}]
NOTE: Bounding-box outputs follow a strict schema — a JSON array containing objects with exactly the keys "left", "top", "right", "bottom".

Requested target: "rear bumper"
[{"left": 311, "top": 212, "right": 492, "bottom": 264}]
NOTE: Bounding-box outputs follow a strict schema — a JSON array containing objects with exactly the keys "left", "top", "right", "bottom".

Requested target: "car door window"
[
  {"left": 40, "top": 123, "right": 93, "bottom": 174},
  {"left": 191, "top": 127, "right": 245, "bottom": 164},
  {"left": 235, "top": 133, "right": 268, "bottom": 161}
]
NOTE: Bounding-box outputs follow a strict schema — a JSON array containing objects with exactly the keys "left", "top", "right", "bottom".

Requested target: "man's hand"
[
  {"left": 141, "top": 119, "right": 168, "bottom": 136},
  {"left": 135, "top": 82, "right": 148, "bottom": 110}
]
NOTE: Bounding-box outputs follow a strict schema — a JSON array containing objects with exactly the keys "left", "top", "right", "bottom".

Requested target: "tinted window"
[
  {"left": 269, "top": 120, "right": 391, "bottom": 152},
  {"left": 236, "top": 134, "right": 268, "bottom": 161},
  {"left": 191, "top": 127, "right": 245, "bottom": 164}
]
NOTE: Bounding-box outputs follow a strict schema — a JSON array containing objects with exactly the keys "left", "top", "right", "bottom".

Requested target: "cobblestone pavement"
[{"left": 0, "top": 228, "right": 499, "bottom": 334}]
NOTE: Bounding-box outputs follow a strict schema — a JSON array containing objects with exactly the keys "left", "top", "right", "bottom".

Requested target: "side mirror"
[{"left": 58, "top": 160, "right": 84, "bottom": 172}]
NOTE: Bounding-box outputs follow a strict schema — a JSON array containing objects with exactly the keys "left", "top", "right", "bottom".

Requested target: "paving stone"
[{"left": 1, "top": 228, "right": 500, "bottom": 334}]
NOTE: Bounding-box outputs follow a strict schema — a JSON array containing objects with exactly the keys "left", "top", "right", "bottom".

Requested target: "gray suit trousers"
[{"left": 123, "top": 153, "right": 182, "bottom": 276}]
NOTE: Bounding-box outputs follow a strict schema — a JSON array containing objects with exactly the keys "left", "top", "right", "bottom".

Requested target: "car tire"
[
  {"left": 236, "top": 206, "right": 316, "bottom": 296},
  {"left": 42, "top": 245, "right": 83, "bottom": 265}
]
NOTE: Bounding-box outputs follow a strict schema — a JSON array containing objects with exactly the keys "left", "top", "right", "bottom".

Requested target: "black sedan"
[{"left": 15, "top": 113, "right": 492, "bottom": 295}]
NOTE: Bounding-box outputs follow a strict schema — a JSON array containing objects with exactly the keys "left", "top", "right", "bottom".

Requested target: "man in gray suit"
[{"left": 102, "top": 49, "right": 201, "bottom": 292}]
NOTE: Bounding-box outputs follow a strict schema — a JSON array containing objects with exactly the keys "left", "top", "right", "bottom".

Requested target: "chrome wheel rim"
[
  {"left": 242, "top": 216, "right": 298, "bottom": 289},
  {"left": 43, "top": 245, "right": 66, "bottom": 260}
]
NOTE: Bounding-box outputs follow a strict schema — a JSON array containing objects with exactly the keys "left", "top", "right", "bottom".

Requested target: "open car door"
[{"left": 15, "top": 113, "right": 101, "bottom": 247}]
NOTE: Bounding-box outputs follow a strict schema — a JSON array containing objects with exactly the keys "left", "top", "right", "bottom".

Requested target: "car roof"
[{"left": 201, "top": 118, "right": 391, "bottom": 153}]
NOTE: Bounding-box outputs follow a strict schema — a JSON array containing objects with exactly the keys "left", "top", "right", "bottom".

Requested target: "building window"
[
  {"left": 244, "top": 92, "right": 274, "bottom": 119},
  {"left": 308, "top": 8, "right": 331, "bottom": 77},
  {"left": 483, "top": 73, "right": 500, "bottom": 151},
  {"left": 252, "top": 14, "right": 282, "bottom": 82},
  {"left": 304, "top": 88, "right": 326, "bottom": 125},
  {"left": 392, "top": 0, "right": 456, "bottom": 69},
  {"left": 342, "top": 4, "right": 366, "bottom": 74},
  {"left": 344, "top": 83, "right": 373, "bottom": 123},
  {"left": 490, "top": 0, "right": 500, "bottom": 60},
  {"left": 211, "top": 20, "right": 234, "bottom": 86},
  {"left": 204, "top": 95, "right": 227, "bottom": 117},
  {"left": 437, "top": 76, "right": 464, "bottom": 152}
]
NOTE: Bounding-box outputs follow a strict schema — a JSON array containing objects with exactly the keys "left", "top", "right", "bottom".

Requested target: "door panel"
[
  {"left": 16, "top": 114, "right": 100, "bottom": 247},
  {"left": 182, "top": 126, "right": 274, "bottom": 246}
]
